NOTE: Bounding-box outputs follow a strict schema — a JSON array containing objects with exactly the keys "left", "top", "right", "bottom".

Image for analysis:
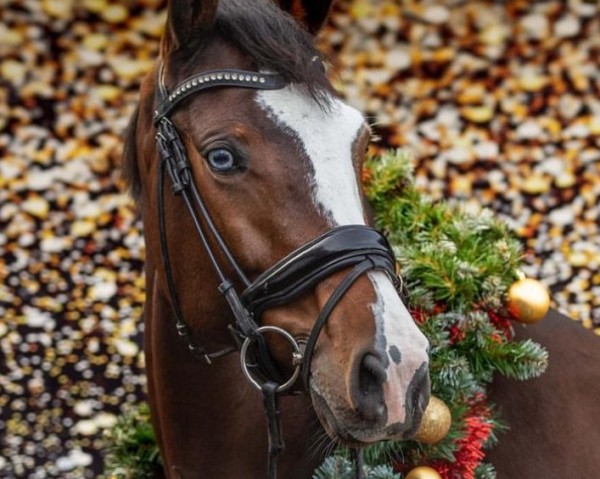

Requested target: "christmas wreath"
[{"left": 103, "top": 150, "right": 548, "bottom": 479}]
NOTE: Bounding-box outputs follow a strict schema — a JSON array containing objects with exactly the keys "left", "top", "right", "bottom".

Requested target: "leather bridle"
[{"left": 153, "top": 62, "right": 401, "bottom": 479}]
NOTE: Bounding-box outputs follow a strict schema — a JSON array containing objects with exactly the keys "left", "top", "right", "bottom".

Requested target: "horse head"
[{"left": 123, "top": 0, "right": 430, "bottom": 462}]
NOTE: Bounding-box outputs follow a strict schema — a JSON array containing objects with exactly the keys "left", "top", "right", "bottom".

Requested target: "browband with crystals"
[{"left": 154, "top": 64, "right": 288, "bottom": 124}]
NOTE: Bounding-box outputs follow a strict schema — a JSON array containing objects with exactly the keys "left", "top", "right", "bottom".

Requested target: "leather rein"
[{"left": 153, "top": 62, "right": 400, "bottom": 479}]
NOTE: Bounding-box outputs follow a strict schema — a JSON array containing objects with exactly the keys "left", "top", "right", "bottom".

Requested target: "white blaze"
[
  {"left": 256, "top": 86, "right": 429, "bottom": 427},
  {"left": 256, "top": 86, "right": 365, "bottom": 226}
]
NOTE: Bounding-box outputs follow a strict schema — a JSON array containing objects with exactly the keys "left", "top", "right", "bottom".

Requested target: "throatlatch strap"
[
  {"left": 158, "top": 158, "right": 237, "bottom": 362},
  {"left": 157, "top": 116, "right": 282, "bottom": 379}
]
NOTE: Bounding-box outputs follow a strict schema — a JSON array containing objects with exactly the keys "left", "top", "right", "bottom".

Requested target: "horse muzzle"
[{"left": 309, "top": 357, "right": 430, "bottom": 444}]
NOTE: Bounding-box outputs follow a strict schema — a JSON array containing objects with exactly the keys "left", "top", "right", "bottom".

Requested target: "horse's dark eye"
[{"left": 206, "top": 148, "right": 236, "bottom": 172}]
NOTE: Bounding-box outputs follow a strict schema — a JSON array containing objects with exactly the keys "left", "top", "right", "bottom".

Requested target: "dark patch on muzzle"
[{"left": 388, "top": 345, "right": 402, "bottom": 364}]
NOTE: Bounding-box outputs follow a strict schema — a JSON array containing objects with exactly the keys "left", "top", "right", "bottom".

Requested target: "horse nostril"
[
  {"left": 409, "top": 364, "right": 431, "bottom": 420},
  {"left": 361, "top": 353, "right": 387, "bottom": 386},
  {"left": 355, "top": 353, "right": 387, "bottom": 421}
]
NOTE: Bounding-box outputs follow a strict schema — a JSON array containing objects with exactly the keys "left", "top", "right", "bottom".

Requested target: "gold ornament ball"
[
  {"left": 414, "top": 396, "right": 452, "bottom": 445},
  {"left": 507, "top": 278, "right": 550, "bottom": 324},
  {"left": 405, "top": 466, "right": 442, "bottom": 479}
]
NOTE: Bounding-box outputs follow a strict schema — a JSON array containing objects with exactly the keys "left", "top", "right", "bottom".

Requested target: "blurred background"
[{"left": 0, "top": 0, "right": 598, "bottom": 477}]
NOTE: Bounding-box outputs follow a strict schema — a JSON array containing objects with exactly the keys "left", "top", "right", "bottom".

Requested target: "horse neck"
[{"left": 144, "top": 267, "right": 322, "bottom": 479}]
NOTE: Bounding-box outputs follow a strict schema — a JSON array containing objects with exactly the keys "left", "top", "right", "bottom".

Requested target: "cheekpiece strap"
[{"left": 154, "top": 66, "right": 287, "bottom": 124}]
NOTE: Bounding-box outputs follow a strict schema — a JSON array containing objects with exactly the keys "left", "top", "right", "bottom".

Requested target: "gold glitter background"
[{"left": 0, "top": 0, "right": 598, "bottom": 476}]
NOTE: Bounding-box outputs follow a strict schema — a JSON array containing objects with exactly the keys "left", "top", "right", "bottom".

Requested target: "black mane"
[{"left": 217, "top": 0, "right": 331, "bottom": 101}]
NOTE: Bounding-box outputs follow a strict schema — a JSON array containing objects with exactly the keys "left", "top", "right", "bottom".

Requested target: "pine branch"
[
  {"left": 475, "top": 462, "right": 497, "bottom": 479},
  {"left": 469, "top": 339, "right": 549, "bottom": 381},
  {"left": 312, "top": 456, "right": 401, "bottom": 479},
  {"left": 102, "top": 404, "right": 162, "bottom": 479},
  {"left": 358, "top": 150, "right": 547, "bottom": 472}
]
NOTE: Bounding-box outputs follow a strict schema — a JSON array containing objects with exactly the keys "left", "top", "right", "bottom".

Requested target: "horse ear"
[
  {"left": 275, "top": 0, "right": 334, "bottom": 34},
  {"left": 163, "top": 0, "right": 219, "bottom": 52}
]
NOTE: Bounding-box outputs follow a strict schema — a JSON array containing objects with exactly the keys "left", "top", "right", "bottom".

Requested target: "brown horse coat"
[
  {"left": 123, "top": 1, "right": 431, "bottom": 477},
  {"left": 488, "top": 309, "right": 600, "bottom": 478}
]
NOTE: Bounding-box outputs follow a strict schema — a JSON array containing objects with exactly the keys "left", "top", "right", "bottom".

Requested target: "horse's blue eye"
[{"left": 206, "top": 148, "right": 235, "bottom": 172}]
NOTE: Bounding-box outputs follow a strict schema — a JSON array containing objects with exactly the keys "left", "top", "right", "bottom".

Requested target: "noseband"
[{"left": 153, "top": 63, "right": 400, "bottom": 479}]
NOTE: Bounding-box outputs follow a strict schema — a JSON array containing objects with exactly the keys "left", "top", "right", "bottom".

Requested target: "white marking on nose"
[
  {"left": 256, "top": 86, "right": 365, "bottom": 226},
  {"left": 369, "top": 272, "right": 429, "bottom": 426}
]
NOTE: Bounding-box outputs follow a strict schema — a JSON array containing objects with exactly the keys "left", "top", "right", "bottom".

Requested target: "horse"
[
  {"left": 488, "top": 308, "right": 600, "bottom": 478},
  {"left": 121, "top": 1, "right": 430, "bottom": 478}
]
